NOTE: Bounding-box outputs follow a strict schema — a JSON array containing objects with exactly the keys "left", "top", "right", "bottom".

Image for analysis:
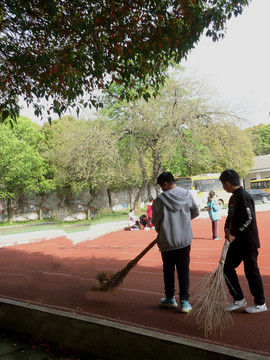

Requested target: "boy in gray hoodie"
[{"left": 152, "top": 172, "right": 200, "bottom": 312}]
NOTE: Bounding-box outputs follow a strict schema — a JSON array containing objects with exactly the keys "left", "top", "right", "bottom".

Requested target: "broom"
[
  {"left": 96, "top": 237, "right": 157, "bottom": 292},
  {"left": 188, "top": 239, "right": 233, "bottom": 337}
]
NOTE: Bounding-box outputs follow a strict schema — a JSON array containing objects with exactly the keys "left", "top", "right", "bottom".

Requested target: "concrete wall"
[{"left": 0, "top": 187, "right": 156, "bottom": 223}]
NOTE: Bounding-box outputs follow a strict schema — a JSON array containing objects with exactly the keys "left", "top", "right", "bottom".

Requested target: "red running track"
[{"left": 0, "top": 212, "right": 269, "bottom": 357}]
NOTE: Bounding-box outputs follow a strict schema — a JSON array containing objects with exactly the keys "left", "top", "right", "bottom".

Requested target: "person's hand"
[{"left": 227, "top": 233, "right": 235, "bottom": 243}]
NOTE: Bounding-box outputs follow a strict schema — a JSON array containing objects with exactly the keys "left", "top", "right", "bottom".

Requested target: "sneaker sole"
[
  {"left": 160, "top": 304, "right": 178, "bottom": 309},
  {"left": 244, "top": 307, "right": 267, "bottom": 314},
  {"left": 180, "top": 308, "right": 192, "bottom": 313},
  {"left": 226, "top": 301, "right": 247, "bottom": 312},
  {"left": 227, "top": 305, "right": 247, "bottom": 311}
]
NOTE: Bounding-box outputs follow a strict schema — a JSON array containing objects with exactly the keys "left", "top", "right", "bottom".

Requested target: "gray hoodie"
[{"left": 152, "top": 186, "right": 200, "bottom": 252}]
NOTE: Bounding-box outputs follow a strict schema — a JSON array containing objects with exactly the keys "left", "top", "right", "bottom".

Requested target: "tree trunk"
[
  {"left": 147, "top": 182, "right": 151, "bottom": 200},
  {"left": 107, "top": 188, "right": 113, "bottom": 210},
  {"left": 127, "top": 189, "right": 132, "bottom": 210},
  {"left": 87, "top": 207, "right": 91, "bottom": 220},
  {"left": 7, "top": 198, "right": 12, "bottom": 223},
  {"left": 39, "top": 208, "right": 43, "bottom": 220},
  {"left": 38, "top": 193, "right": 48, "bottom": 220},
  {"left": 134, "top": 180, "right": 148, "bottom": 211},
  {"left": 152, "top": 150, "right": 163, "bottom": 198},
  {"left": 86, "top": 187, "right": 97, "bottom": 220},
  {"left": 133, "top": 155, "right": 148, "bottom": 211}
]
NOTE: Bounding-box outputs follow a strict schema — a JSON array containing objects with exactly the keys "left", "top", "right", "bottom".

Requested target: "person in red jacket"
[{"left": 146, "top": 196, "right": 154, "bottom": 228}]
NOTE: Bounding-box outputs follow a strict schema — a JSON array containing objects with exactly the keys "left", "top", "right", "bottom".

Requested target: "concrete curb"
[
  {"left": 66, "top": 221, "right": 128, "bottom": 244},
  {"left": 0, "top": 229, "right": 67, "bottom": 247},
  {"left": 0, "top": 298, "right": 268, "bottom": 360},
  {"left": 0, "top": 221, "right": 128, "bottom": 247}
]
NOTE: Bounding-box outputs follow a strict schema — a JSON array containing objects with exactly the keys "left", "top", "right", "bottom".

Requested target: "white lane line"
[{"left": 0, "top": 272, "right": 30, "bottom": 279}]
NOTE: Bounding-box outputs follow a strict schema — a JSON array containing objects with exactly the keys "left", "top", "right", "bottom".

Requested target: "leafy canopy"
[
  {"left": 0, "top": 125, "right": 47, "bottom": 198},
  {"left": 244, "top": 123, "right": 270, "bottom": 156},
  {"left": 41, "top": 116, "right": 123, "bottom": 195},
  {"left": 100, "top": 73, "right": 254, "bottom": 183},
  {"left": 0, "top": 0, "right": 250, "bottom": 122}
]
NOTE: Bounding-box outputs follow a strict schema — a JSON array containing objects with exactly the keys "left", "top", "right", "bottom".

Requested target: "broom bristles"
[
  {"left": 188, "top": 240, "right": 232, "bottom": 337},
  {"left": 96, "top": 260, "right": 135, "bottom": 292},
  {"left": 190, "top": 266, "right": 233, "bottom": 337},
  {"left": 95, "top": 238, "right": 157, "bottom": 292}
]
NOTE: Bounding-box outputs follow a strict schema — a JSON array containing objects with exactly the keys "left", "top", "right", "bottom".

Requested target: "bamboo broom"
[
  {"left": 96, "top": 237, "right": 157, "bottom": 292},
  {"left": 188, "top": 239, "right": 233, "bottom": 337}
]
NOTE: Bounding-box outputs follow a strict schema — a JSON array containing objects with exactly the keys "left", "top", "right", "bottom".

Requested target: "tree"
[
  {"left": 245, "top": 124, "right": 270, "bottom": 156},
  {"left": 42, "top": 116, "right": 124, "bottom": 218},
  {"left": 146, "top": 75, "right": 254, "bottom": 178},
  {"left": 0, "top": 125, "right": 47, "bottom": 221},
  {"left": 186, "top": 123, "right": 254, "bottom": 177},
  {"left": 0, "top": 0, "right": 250, "bottom": 122},
  {"left": 101, "top": 72, "right": 254, "bottom": 208},
  {"left": 9, "top": 116, "right": 54, "bottom": 219},
  {"left": 10, "top": 116, "right": 44, "bottom": 149}
]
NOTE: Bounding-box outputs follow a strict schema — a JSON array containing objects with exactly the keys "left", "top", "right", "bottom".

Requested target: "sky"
[
  {"left": 20, "top": 0, "right": 270, "bottom": 128},
  {"left": 180, "top": 0, "right": 270, "bottom": 128}
]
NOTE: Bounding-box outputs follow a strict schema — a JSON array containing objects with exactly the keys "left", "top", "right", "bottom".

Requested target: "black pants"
[
  {"left": 161, "top": 245, "right": 191, "bottom": 301},
  {"left": 223, "top": 242, "right": 265, "bottom": 305}
]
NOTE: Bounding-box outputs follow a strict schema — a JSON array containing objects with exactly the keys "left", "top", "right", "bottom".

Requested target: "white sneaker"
[
  {"left": 244, "top": 303, "right": 267, "bottom": 313},
  {"left": 226, "top": 299, "right": 247, "bottom": 311}
]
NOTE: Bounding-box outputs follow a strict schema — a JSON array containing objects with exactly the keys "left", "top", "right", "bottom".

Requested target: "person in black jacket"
[{"left": 219, "top": 169, "right": 267, "bottom": 313}]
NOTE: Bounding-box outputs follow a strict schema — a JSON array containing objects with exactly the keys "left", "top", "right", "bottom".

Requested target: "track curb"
[{"left": 0, "top": 298, "right": 268, "bottom": 360}]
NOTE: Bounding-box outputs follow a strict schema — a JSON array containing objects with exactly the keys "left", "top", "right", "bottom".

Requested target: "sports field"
[{"left": 0, "top": 208, "right": 269, "bottom": 357}]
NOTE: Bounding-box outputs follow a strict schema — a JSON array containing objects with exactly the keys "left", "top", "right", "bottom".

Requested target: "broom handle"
[
  {"left": 219, "top": 239, "right": 230, "bottom": 265},
  {"left": 133, "top": 237, "right": 157, "bottom": 263},
  {"left": 124, "top": 238, "right": 157, "bottom": 270}
]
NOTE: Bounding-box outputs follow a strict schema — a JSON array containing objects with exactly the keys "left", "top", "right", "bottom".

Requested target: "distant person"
[
  {"left": 219, "top": 169, "right": 267, "bottom": 313},
  {"left": 128, "top": 209, "right": 140, "bottom": 231},
  {"left": 146, "top": 196, "right": 154, "bottom": 228},
  {"left": 152, "top": 172, "right": 200, "bottom": 313},
  {"left": 139, "top": 214, "right": 149, "bottom": 229},
  {"left": 207, "top": 191, "right": 222, "bottom": 240}
]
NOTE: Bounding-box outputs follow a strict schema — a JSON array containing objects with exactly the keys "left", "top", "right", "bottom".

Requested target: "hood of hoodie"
[{"left": 158, "top": 187, "right": 189, "bottom": 212}]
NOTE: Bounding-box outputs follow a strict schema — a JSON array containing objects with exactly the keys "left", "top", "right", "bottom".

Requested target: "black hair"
[
  {"left": 219, "top": 169, "right": 240, "bottom": 186},
  {"left": 156, "top": 172, "right": 175, "bottom": 186},
  {"left": 148, "top": 196, "right": 153, "bottom": 201},
  {"left": 208, "top": 191, "right": 215, "bottom": 198}
]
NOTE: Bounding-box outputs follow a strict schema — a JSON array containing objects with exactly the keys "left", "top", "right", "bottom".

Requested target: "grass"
[{"left": 0, "top": 209, "right": 148, "bottom": 230}]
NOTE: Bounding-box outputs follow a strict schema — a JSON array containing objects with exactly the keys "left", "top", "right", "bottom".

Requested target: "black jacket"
[{"left": 225, "top": 186, "right": 260, "bottom": 249}]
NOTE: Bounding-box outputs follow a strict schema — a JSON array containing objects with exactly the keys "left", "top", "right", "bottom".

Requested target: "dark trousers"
[
  {"left": 161, "top": 245, "right": 191, "bottom": 301},
  {"left": 224, "top": 242, "right": 265, "bottom": 305},
  {"left": 212, "top": 220, "right": 218, "bottom": 238}
]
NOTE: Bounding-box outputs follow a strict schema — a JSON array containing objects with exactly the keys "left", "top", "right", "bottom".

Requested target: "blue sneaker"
[
  {"left": 160, "top": 296, "right": 178, "bottom": 308},
  {"left": 180, "top": 300, "right": 192, "bottom": 313}
]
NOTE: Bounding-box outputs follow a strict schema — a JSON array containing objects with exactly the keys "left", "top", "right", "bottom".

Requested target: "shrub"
[{"left": 97, "top": 207, "right": 113, "bottom": 215}]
